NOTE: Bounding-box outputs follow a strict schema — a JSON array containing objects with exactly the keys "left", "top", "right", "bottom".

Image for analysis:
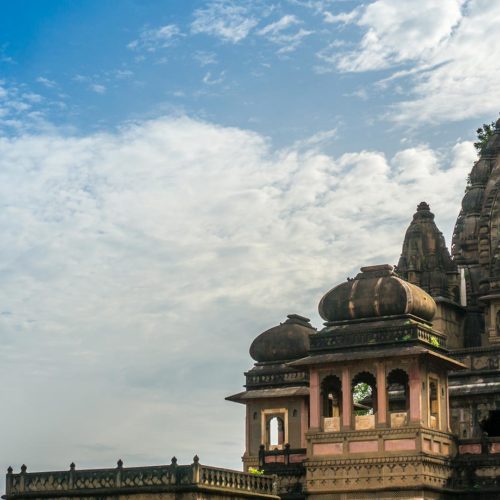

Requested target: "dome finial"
[{"left": 413, "top": 201, "right": 434, "bottom": 220}]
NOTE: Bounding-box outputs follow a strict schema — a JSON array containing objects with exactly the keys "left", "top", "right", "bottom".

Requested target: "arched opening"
[
  {"left": 321, "top": 375, "right": 342, "bottom": 432},
  {"left": 267, "top": 416, "right": 284, "bottom": 448},
  {"left": 352, "top": 372, "right": 377, "bottom": 430},
  {"left": 387, "top": 369, "right": 409, "bottom": 427},
  {"left": 429, "top": 378, "right": 440, "bottom": 429},
  {"left": 480, "top": 410, "right": 500, "bottom": 437}
]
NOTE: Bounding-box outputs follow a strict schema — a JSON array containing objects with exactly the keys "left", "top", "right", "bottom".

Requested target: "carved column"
[
  {"left": 409, "top": 359, "right": 422, "bottom": 423},
  {"left": 376, "top": 362, "right": 387, "bottom": 425},
  {"left": 342, "top": 366, "right": 351, "bottom": 429},
  {"left": 309, "top": 369, "right": 321, "bottom": 430}
]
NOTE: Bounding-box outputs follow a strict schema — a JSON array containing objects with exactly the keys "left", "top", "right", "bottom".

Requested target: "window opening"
[
  {"left": 429, "top": 378, "right": 440, "bottom": 429},
  {"left": 352, "top": 372, "right": 376, "bottom": 416},
  {"left": 268, "top": 416, "right": 284, "bottom": 448},
  {"left": 387, "top": 369, "right": 409, "bottom": 412},
  {"left": 480, "top": 410, "right": 500, "bottom": 437},
  {"left": 321, "top": 375, "right": 342, "bottom": 418}
]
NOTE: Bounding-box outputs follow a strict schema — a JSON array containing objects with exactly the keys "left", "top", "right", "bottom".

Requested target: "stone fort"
[{"left": 4, "top": 120, "right": 500, "bottom": 499}]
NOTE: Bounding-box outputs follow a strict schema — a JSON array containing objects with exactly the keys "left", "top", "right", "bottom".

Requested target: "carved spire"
[{"left": 397, "top": 202, "right": 459, "bottom": 302}]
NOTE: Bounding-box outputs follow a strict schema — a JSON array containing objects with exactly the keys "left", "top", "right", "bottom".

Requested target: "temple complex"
[{"left": 4, "top": 120, "right": 500, "bottom": 500}]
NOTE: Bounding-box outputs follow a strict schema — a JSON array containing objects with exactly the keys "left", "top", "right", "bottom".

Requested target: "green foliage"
[
  {"left": 429, "top": 335, "right": 440, "bottom": 347},
  {"left": 248, "top": 467, "right": 265, "bottom": 475},
  {"left": 474, "top": 122, "right": 496, "bottom": 155},
  {"left": 353, "top": 382, "right": 373, "bottom": 416}
]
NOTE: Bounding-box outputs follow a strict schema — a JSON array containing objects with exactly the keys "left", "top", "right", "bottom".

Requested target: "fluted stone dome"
[
  {"left": 469, "top": 159, "right": 491, "bottom": 185},
  {"left": 249, "top": 314, "right": 314, "bottom": 362},
  {"left": 462, "top": 185, "right": 485, "bottom": 213},
  {"left": 318, "top": 264, "right": 436, "bottom": 323}
]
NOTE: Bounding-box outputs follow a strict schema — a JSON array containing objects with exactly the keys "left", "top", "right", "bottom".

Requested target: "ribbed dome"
[
  {"left": 319, "top": 264, "right": 436, "bottom": 323},
  {"left": 462, "top": 185, "right": 485, "bottom": 213},
  {"left": 469, "top": 159, "right": 491, "bottom": 185},
  {"left": 249, "top": 314, "right": 314, "bottom": 362}
]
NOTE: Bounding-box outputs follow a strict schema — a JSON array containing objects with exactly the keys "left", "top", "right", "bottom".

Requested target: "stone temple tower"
[{"left": 396, "top": 202, "right": 463, "bottom": 348}]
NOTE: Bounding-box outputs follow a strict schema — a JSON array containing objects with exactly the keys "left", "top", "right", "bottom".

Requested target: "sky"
[{"left": 1, "top": 0, "right": 500, "bottom": 487}]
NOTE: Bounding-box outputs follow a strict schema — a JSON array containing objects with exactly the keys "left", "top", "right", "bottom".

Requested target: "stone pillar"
[
  {"left": 245, "top": 405, "right": 251, "bottom": 454},
  {"left": 300, "top": 399, "right": 308, "bottom": 448},
  {"left": 309, "top": 369, "right": 321, "bottom": 430},
  {"left": 342, "top": 366, "right": 351, "bottom": 429},
  {"left": 446, "top": 379, "right": 451, "bottom": 432},
  {"left": 376, "top": 362, "right": 387, "bottom": 426},
  {"left": 409, "top": 360, "right": 422, "bottom": 423}
]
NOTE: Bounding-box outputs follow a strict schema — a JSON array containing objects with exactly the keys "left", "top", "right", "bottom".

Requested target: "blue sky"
[{"left": 1, "top": 0, "right": 500, "bottom": 489}]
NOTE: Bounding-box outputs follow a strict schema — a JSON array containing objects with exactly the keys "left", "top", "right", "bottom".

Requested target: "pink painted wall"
[
  {"left": 409, "top": 361, "right": 422, "bottom": 423},
  {"left": 313, "top": 442, "right": 343, "bottom": 456},
  {"left": 349, "top": 440, "right": 378, "bottom": 453},
  {"left": 376, "top": 362, "right": 387, "bottom": 424},
  {"left": 459, "top": 443, "right": 481, "bottom": 454},
  {"left": 309, "top": 369, "right": 320, "bottom": 429},
  {"left": 384, "top": 439, "right": 416, "bottom": 451},
  {"left": 491, "top": 442, "right": 500, "bottom": 453},
  {"left": 341, "top": 367, "right": 351, "bottom": 428}
]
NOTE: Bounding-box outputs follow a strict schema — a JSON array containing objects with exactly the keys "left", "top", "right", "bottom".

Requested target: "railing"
[
  {"left": 311, "top": 323, "right": 447, "bottom": 351},
  {"left": 454, "top": 437, "right": 500, "bottom": 491},
  {"left": 5, "top": 457, "right": 278, "bottom": 498},
  {"left": 246, "top": 370, "right": 308, "bottom": 388},
  {"left": 458, "top": 436, "right": 500, "bottom": 455},
  {"left": 199, "top": 465, "right": 275, "bottom": 493},
  {"left": 258, "top": 444, "right": 306, "bottom": 471}
]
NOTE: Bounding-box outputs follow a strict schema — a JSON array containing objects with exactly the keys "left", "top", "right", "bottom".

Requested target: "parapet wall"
[{"left": 3, "top": 457, "right": 279, "bottom": 500}]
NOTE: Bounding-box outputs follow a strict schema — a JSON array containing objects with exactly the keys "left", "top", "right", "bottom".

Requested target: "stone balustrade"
[{"left": 5, "top": 457, "right": 278, "bottom": 499}]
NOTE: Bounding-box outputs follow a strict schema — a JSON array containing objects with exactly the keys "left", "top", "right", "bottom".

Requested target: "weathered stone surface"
[{"left": 318, "top": 265, "right": 437, "bottom": 323}]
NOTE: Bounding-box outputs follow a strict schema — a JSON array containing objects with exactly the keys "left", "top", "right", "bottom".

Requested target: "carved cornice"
[
  {"left": 311, "top": 322, "right": 447, "bottom": 351},
  {"left": 305, "top": 455, "right": 453, "bottom": 467},
  {"left": 306, "top": 426, "right": 453, "bottom": 441}
]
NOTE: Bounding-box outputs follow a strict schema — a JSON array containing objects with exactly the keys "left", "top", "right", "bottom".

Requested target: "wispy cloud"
[
  {"left": 0, "top": 43, "right": 14, "bottom": 64},
  {"left": 191, "top": 1, "right": 259, "bottom": 43},
  {"left": 323, "top": 8, "right": 361, "bottom": 24},
  {"left": 193, "top": 51, "right": 218, "bottom": 66},
  {"left": 316, "top": 0, "right": 500, "bottom": 124},
  {"left": 90, "top": 83, "right": 106, "bottom": 94},
  {"left": 128, "top": 24, "right": 182, "bottom": 52},
  {"left": 258, "top": 14, "right": 313, "bottom": 53},
  {"left": 202, "top": 71, "right": 226, "bottom": 85},
  {"left": 36, "top": 76, "right": 57, "bottom": 88}
]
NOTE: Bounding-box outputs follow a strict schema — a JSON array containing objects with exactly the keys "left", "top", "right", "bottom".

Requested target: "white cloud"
[
  {"left": 36, "top": 76, "right": 57, "bottom": 88},
  {"left": 193, "top": 50, "right": 218, "bottom": 66},
  {"left": 323, "top": 8, "right": 361, "bottom": 24},
  {"left": 0, "top": 82, "right": 53, "bottom": 133},
  {"left": 128, "top": 24, "right": 181, "bottom": 52},
  {"left": 317, "top": 0, "right": 500, "bottom": 123},
  {"left": 258, "top": 14, "right": 300, "bottom": 35},
  {"left": 202, "top": 71, "right": 226, "bottom": 85},
  {"left": 293, "top": 127, "right": 337, "bottom": 149},
  {"left": 191, "top": 1, "right": 258, "bottom": 43},
  {"left": 90, "top": 83, "right": 106, "bottom": 94},
  {"left": 323, "top": 0, "right": 464, "bottom": 72},
  {"left": 0, "top": 115, "right": 474, "bottom": 480},
  {"left": 258, "top": 14, "right": 313, "bottom": 53}
]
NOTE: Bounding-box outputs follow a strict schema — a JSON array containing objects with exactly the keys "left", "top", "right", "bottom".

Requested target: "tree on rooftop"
[{"left": 474, "top": 121, "right": 496, "bottom": 155}]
